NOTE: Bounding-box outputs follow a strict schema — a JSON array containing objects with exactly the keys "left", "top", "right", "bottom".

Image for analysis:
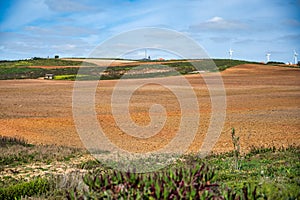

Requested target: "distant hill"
[{"left": 0, "top": 58, "right": 288, "bottom": 80}]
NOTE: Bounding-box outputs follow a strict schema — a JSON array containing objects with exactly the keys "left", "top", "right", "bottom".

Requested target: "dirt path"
[{"left": 0, "top": 64, "right": 299, "bottom": 154}]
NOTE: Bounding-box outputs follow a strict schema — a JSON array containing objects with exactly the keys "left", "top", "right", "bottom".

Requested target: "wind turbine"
[
  {"left": 266, "top": 53, "right": 271, "bottom": 63},
  {"left": 294, "top": 50, "right": 298, "bottom": 64},
  {"left": 229, "top": 48, "right": 234, "bottom": 60},
  {"left": 145, "top": 49, "right": 147, "bottom": 59}
]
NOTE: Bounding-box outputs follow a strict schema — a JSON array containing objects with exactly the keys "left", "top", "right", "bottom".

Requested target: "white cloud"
[
  {"left": 208, "top": 16, "right": 223, "bottom": 23},
  {"left": 189, "top": 16, "right": 247, "bottom": 31}
]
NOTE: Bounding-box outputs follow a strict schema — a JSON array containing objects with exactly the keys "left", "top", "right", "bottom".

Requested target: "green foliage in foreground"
[
  {"left": 0, "top": 178, "right": 49, "bottom": 200},
  {"left": 70, "top": 146, "right": 299, "bottom": 199},
  {"left": 0, "top": 136, "right": 299, "bottom": 199},
  {"left": 207, "top": 146, "right": 300, "bottom": 199},
  {"left": 68, "top": 163, "right": 264, "bottom": 199}
]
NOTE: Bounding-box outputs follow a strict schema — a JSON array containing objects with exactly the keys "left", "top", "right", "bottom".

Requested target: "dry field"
[{"left": 0, "top": 64, "right": 299, "bottom": 154}]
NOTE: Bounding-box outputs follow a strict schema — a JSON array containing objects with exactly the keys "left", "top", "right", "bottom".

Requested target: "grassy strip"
[
  {"left": 0, "top": 58, "right": 83, "bottom": 67},
  {"left": 53, "top": 74, "right": 90, "bottom": 80},
  {"left": 0, "top": 178, "right": 49, "bottom": 200}
]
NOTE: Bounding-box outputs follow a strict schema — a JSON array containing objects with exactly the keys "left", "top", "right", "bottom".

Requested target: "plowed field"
[{"left": 0, "top": 64, "right": 299, "bottom": 153}]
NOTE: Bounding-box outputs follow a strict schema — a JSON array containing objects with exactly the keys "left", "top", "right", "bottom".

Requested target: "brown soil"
[{"left": 0, "top": 64, "right": 299, "bottom": 154}]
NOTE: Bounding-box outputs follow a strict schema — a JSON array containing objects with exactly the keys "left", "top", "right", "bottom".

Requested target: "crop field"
[
  {"left": 0, "top": 63, "right": 299, "bottom": 152},
  {"left": 0, "top": 60, "right": 299, "bottom": 199}
]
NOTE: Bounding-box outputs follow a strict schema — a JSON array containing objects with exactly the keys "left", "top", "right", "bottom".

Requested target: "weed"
[
  {"left": 0, "top": 136, "right": 32, "bottom": 147},
  {"left": 68, "top": 163, "right": 225, "bottom": 199},
  {"left": 231, "top": 128, "right": 240, "bottom": 170}
]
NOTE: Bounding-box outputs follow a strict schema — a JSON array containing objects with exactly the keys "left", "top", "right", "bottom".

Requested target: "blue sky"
[{"left": 0, "top": 0, "right": 299, "bottom": 62}]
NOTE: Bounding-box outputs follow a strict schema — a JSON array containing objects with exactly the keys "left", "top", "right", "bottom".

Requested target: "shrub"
[
  {"left": 66, "top": 162, "right": 264, "bottom": 199},
  {"left": 0, "top": 178, "right": 49, "bottom": 200}
]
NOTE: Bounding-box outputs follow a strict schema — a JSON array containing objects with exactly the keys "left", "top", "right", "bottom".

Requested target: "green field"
[
  {"left": 0, "top": 58, "right": 83, "bottom": 67},
  {"left": 0, "top": 58, "right": 259, "bottom": 80},
  {"left": 0, "top": 136, "right": 299, "bottom": 199}
]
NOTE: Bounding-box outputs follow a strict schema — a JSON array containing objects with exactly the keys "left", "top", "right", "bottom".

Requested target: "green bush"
[{"left": 0, "top": 178, "right": 49, "bottom": 200}]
